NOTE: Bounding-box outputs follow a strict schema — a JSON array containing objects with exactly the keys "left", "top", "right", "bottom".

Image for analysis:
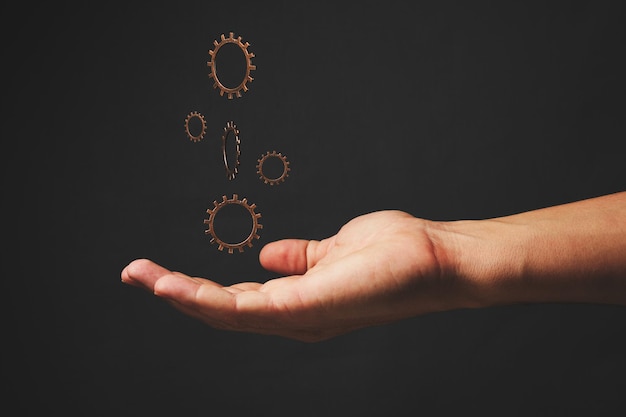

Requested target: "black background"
[{"left": 5, "top": 1, "right": 626, "bottom": 415}]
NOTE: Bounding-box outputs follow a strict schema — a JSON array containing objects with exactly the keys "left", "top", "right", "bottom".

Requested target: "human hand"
[
  {"left": 122, "top": 192, "right": 626, "bottom": 341},
  {"left": 121, "top": 210, "right": 465, "bottom": 342}
]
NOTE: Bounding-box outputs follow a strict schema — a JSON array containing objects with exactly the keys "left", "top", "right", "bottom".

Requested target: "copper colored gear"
[
  {"left": 184, "top": 111, "right": 207, "bottom": 142},
  {"left": 256, "top": 150, "right": 291, "bottom": 185},
  {"left": 207, "top": 32, "right": 256, "bottom": 99},
  {"left": 203, "top": 194, "right": 263, "bottom": 254},
  {"left": 221, "top": 120, "right": 241, "bottom": 180}
]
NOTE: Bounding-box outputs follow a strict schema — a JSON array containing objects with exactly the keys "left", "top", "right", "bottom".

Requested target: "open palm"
[{"left": 122, "top": 210, "right": 450, "bottom": 342}]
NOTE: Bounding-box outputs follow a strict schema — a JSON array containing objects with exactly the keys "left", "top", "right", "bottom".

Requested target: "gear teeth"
[
  {"left": 183, "top": 111, "right": 207, "bottom": 142},
  {"left": 207, "top": 32, "right": 256, "bottom": 99},
  {"left": 203, "top": 194, "right": 262, "bottom": 254},
  {"left": 256, "top": 150, "right": 291, "bottom": 185}
]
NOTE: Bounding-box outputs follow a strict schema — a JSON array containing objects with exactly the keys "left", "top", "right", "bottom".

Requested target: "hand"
[
  {"left": 122, "top": 192, "right": 626, "bottom": 341},
  {"left": 121, "top": 210, "right": 461, "bottom": 342}
]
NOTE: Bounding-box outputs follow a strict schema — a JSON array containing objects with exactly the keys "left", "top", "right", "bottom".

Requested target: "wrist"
[
  {"left": 426, "top": 218, "right": 527, "bottom": 309},
  {"left": 429, "top": 194, "right": 626, "bottom": 308}
]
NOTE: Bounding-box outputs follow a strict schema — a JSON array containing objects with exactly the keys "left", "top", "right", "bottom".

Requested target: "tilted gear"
[{"left": 221, "top": 120, "right": 241, "bottom": 180}]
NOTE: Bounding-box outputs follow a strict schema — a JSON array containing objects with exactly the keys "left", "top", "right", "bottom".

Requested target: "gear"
[
  {"left": 203, "top": 194, "right": 263, "bottom": 254},
  {"left": 207, "top": 32, "right": 256, "bottom": 99},
  {"left": 221, "top": 121, "right": 241, "bottom": 180},
  {"left": 184, "top": 111, "right": 207, "bottom": 142},
  {"left": 256, "top": 150, "right": 290, "bottom": 185}
]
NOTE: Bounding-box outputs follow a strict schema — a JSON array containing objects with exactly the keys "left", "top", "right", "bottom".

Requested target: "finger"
[
  {"left": 172, "top": 271, "right": 223, "bottom": 287},
  {"left": 222, "top": 282, "right": 264, "bottom": 294},
  {"left": 153, "top": 273, "right": 236, "bottom": 311},
  {"left": 121, "top": 258, "right": 173, "bottom": 291},
  {"left": 154, "top": 274, "right": 277, "bottom": 331},
  {"left": 259, "top": 239, "right": 327, "bottom": 275}
]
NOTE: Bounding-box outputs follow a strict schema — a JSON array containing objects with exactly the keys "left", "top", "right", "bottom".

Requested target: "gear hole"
[
  {"left": 261, "top": 156, "right": 286, "bottom": 180},
  {"left": 212, "top": 203, "right": 254, "bottom": 245},
  {"left": 187, "top": 116, "right": 204, "bottom": 138},
  {"left": 214, "top": 43, "right": 248, "bottom": 90}
]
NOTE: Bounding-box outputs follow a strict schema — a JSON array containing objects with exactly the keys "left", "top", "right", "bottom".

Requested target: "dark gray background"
[{"left": 5, "top": 1, "right": 626, "bottom": 415}]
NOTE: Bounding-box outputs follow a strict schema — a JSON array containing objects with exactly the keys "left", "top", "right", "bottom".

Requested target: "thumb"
[{"left": 259, "top": 239, "right": 325, "bottom": 275}]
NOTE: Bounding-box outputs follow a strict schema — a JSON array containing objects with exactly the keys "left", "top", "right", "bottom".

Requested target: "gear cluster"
[{"left": 180, "top": 32, "right": 292, "bottom": 253}]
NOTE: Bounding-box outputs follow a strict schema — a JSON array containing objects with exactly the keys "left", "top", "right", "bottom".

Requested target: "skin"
[{"left": 121, "top": 191, "right": 626, "bottom": 342}]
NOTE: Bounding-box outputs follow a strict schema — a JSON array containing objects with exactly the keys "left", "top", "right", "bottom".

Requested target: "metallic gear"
[
  {"left": 256, "top": 150, "right": 291, "bottom": 185},
  {"left": 184, "top": 111, "right": 207, "bottom": 142},
  {"left": 221, "top": 121, "right": 241, "bottom": 180},
  {"left": 207, "top": 32, "right": 256, "bottom": 99},
  {"left": 203, "top": 194, "right": 263, "bottom": 254}
]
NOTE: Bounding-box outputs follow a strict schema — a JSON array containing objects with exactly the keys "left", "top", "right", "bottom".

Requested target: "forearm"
[{"left": 432, "top": 191, "right": 626, "bottom": 308}]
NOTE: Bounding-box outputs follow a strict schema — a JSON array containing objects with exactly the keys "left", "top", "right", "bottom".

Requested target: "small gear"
[
  {"left": 184, "top": 111, "right": 207, "bottom": 142},
  {"left": 203, "top": 194, "right": 263, "bottom": 254},
  {"left": 207, "top": 32, "right": 256, "bottom": 99},
  {"left": 256, "top": 150, "right": 290, "bottom": 185},
  {"left": 221, "top": 121, "right": 241, "bottom": 180}
]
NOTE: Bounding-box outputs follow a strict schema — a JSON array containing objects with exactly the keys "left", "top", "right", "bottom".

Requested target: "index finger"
[{"left": 121, "top": 258, "right": 222, "bottom": 291}]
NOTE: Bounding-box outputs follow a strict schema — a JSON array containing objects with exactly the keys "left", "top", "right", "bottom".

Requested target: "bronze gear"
[
  {"left": 207, "top": 32, "right": 256, "bottom": 99},
  {"left": 256, "top": 150, "right": 291, "bottom": 185},
  {"left": 221, "top": 121, "right": 241, "bottom": 180},
  {"left": 203, "top": 194, "right": 263, "bottom": 254},
  {"left": 184, "top": 111, "right": 207, "bottom": 142}
]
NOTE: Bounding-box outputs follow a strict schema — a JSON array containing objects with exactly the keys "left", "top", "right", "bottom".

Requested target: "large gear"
[
  {"left": 207, "top": 32, "right": 256, "bottom": 99},
  {"left": 203, "top": 194, "right": 263, "bottom": 254},
  {"left": 256, "top": 150, "right": 291, "bottom": 185},
  {"left": 184, "top": 111, "right": 207, "bottom": 142},
  {"left": 221, "top": 120, "right": 241, "bottom": 180}
]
